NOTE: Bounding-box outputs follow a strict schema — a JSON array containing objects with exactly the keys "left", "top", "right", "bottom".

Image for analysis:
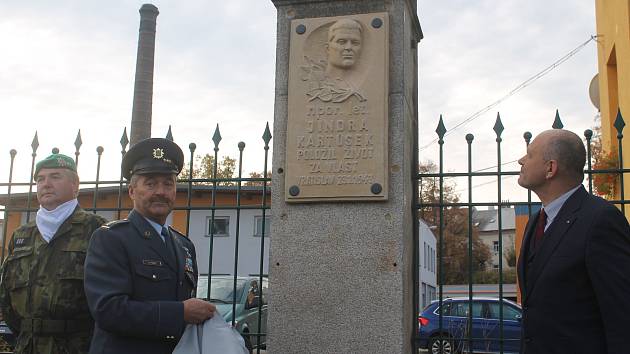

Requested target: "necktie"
[
  {"left": 161, "top": 227, "right": 169, "bottom": 244},
  {"left": 534, "top": 209, "right": 547, "bottom": 248}
]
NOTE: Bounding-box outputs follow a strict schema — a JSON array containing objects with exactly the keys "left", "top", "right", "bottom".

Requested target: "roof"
[
  {"left": 418, "top": 219, "right": 437, "bottom": 243},
  {"left": 515, "top": 204, "right": 542, "bottom": 216},
  {"left": 473, "top": 207, "right": 515, "bottom": 232},
  {"left": 430, "top": 296, "right": 521, "bottom": 308},
  {"left": 437, "top": 283, "right": 518, "bottom": 299},
  {"left": 0, "top": 184, "right": 271, "bottom": 203}
]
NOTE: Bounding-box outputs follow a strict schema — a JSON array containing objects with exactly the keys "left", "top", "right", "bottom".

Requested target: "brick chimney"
[{"left": 129, "top": 4, "right": 159, "bottom": 146}]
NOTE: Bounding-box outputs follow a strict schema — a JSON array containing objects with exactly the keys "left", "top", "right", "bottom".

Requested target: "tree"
[
  {"left": 504, "top": 246, "right": 517, "bottom": 268},
  {"left": 419, "top": 161, "right": 492, "bottom": 284},
  {"left": 180, "top": 154, "right": 237, "bottom": 185},
  {"left": 590, "top": 123, "right": 619, "bottom": 200},
  {"left": 244, "top": 171, "right": 273, "bottom": 187},
  {"left": 180, "top": 154, "right": 272, "bottom": 187}
]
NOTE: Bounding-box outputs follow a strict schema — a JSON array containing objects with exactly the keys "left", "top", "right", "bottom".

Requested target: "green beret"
[
  {"left": 121, "top": 138, "right": 184, "bottom": 180},
  {"left": 34, "top": 154, "right": 77, "bottom": 177}
]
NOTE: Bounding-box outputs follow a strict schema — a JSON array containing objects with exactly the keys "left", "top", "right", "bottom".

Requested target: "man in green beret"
[{"left": 0, "top": 153, "right": 107, "bottom": 353}]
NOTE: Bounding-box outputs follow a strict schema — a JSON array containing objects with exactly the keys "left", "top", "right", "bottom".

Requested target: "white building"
[
  {"left": 188, "top": 208, "right": 270, "bottom": 276},
  {"left": 473, "top": 206, "right": 516, "bottom": 270},
  {"left": 3, "top": 186, "right": 271, "bottom": 277},
  {"left": 419, "top": 219, "right": 437, "bottom": 309}
]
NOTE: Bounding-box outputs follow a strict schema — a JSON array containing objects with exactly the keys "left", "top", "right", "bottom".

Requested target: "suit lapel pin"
[{"left": 143, "top": 230, "right": 152, "bottom": 239}]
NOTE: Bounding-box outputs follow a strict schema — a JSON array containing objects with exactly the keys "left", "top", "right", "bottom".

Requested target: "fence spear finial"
[
  {"left": 262, "top": 122, "right": 272, "bottom": 149},
  {"left": 212, "top": 124, "right": 222, "bottom": 151},
  {"left": 552, "top": 109, "right": 564, "bottom": 129},
  {"left": 614, "top": 108, "right": 625, "bottom": 139},
  {"left": 436, "top": 115, "right": 447, "bottom": 144},
  {"left": 493, "top": 112, "right": 504, "bottom": 138},
  {"left": 74, "top": 129, "right": 83, "bottom": 164},
  {"left": 120, "top": 127, "right": 130, "bottom": 154},
  {"left": 31, "top": 131, "right": 39, "bottom": 155}
]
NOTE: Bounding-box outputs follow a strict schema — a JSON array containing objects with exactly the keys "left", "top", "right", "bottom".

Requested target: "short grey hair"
[
  {"left": 129, "top": 174, "right": 140, "bottom": 188},
  {"left": 543, "top": 130, "right": 586, "bottom": 182},
  {"left": 63, "top": 169, "right": 80, "bottom": 198}
]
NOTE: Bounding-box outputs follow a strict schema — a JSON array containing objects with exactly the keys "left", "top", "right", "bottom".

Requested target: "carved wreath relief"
[{"left": 286, "top": 13, "right": 388, "bottom": 202}]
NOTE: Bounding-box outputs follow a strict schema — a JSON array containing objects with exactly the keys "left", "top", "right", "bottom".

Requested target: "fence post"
[{"left": 268, "top": 1, "right": 421, "bottom": 352}]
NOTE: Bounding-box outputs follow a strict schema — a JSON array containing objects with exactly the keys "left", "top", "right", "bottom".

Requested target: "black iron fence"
[
  {"left": 413, "top": 109, "right": 629, "bottom": 353},
  {"left": 2, "top": 110, "right": 628, "bottom": 353},
  {"left": 0, "top": 124, "right": 272, "bottom": 353}
]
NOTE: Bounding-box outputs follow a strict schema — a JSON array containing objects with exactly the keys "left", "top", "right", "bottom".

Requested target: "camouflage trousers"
[{"left": 13, "top": 331, "right": 91, "bottom": 354}]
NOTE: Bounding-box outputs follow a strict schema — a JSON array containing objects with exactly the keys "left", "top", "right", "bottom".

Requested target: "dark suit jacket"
[
  {"left": 84, "top": 210, "right": 198, "bottom": 354},
  {"left": 517, "top": 186, "right": 630, "bottom": 354}
]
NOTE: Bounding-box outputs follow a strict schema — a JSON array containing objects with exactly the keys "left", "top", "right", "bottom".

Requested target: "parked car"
[
  {"left": 196, "top": 275, "right": 268, "bottom": 352},
  {"left": 0, "top": 320, "right": 15, "bottom": 352},
  {"left": 417, "top": 297, "right": 522, "bottom": 354}
]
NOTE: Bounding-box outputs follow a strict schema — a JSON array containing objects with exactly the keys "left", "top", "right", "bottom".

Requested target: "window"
[
  {"left": 245, "top": 279, "right": 267, "bottom": 307},
  {"left": 254, "top": 216, "right": 271, "bottom": 237},
  {"left": 423, "top": 243, "right": 427, "bottom": 269},
  {"left": 426, "top": 285, "right": 436, "bottom": 304},
  {"left": 486, "top": 302, "right": 521, "bottom": 321},
  {"left": 422, "top": 283, "right": 427, "bottom": 308},
  {"left": 206, "top": 216, "right": 229, "bottom": 237},
  {"left": 493, "top": 241, "right": 499, "bottom": 253},
  {"left": 448, "top": 301, "right": 483, "bottom": 318},
  {"left": 436, "top": 303, "right": 450, "bottom": 316}
]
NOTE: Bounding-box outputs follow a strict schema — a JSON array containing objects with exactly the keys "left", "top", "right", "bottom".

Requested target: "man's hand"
[{"left": 183, "top": 298, "right": 216, "bottom": 324}]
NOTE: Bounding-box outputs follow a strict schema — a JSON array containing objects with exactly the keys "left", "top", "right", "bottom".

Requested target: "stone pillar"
[
  {"left": 129, "top": 4, "right": 159, "bottom": 146},
  {"left": 268, "top": 1, "right": 422, "bottom": 352}
]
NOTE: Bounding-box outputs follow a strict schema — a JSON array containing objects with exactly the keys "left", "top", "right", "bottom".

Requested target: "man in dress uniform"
[
  {"left": 84, "top": 138, "right": 215, "bottom": 354},
  {"left": 0, "top": 153, "right": 107, "bottom": 353}
]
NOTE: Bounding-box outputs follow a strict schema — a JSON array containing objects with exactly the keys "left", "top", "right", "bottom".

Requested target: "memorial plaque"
[{"left": 286, "top": 13, "right": 389, "bottom": 202}]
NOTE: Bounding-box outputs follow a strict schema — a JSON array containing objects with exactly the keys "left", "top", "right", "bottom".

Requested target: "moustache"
[{"left": 149, "top": 197, "right": 172, "bottom": 204}]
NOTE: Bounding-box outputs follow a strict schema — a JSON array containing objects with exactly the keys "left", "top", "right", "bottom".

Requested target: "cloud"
[{"left": 0, "top": 0, "right": 601, "bottom": 204}]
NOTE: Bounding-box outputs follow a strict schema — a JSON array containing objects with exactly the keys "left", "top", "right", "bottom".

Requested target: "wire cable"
[{"left": 420, "top": 35, "right": 597, "bottom": 151}]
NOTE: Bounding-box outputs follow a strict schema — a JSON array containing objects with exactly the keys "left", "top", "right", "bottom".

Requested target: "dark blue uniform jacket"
[{"left": 84, "top": 210, "right": 198, "bottom": 354}]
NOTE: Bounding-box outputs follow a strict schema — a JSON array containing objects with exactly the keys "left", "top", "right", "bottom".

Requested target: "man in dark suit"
[
  {"left": 84, "top": 138, "right": 215, "bottom": 354},
  {"left": 517, "top": 129, "right": 630, "bottom": 354}
]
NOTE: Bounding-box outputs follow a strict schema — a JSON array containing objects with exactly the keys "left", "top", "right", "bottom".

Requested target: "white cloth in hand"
[{"left": 173, "top": 310, "right": 249, "bottom": 354}]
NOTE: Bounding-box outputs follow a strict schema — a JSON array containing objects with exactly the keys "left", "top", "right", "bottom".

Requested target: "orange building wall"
[
  {"left": 595, "top": 0, "right": 630, "bottom": 213},
  {"left": 2, "top": 188, "right": 269, "bottom": 255},
  {"left": 514, "top": 213, "right": 531, "bottom": 304}
]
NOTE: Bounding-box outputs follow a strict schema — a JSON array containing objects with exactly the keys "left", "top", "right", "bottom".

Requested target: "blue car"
[
  {"left": 418, "top": 297, "right": 522, "bottom": 354},
  {"left": 0, "top": 320, "right": 15, "bottom": 352}
]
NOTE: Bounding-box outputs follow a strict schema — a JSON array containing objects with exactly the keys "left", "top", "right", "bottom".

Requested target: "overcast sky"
[{"left": 0, "top": 1, "right": 599, "bottom": 203}]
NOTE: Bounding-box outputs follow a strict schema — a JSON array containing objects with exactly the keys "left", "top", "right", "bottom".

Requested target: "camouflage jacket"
[{"left": 0, "top": 207, "right": 106, "bottom": 354}]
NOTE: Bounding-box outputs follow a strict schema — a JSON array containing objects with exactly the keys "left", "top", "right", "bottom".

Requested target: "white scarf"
[{"left": 36, "top": 199, "right": 78, "bottom": 243}]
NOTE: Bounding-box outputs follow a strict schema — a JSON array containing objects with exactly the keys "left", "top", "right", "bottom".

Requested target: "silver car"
[{"left": 196, "top": 275, "right": 268, "bottom": 352}]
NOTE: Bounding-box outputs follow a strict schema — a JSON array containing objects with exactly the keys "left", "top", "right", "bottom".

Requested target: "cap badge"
[{"left": 153, "top": 148, "right": 165, "bottom": 160}]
